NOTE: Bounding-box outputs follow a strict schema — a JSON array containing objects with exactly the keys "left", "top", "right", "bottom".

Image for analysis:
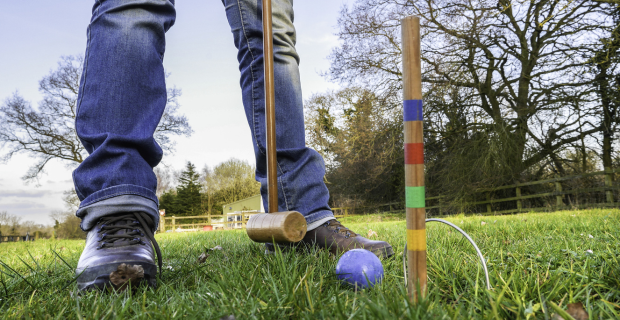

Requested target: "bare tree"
[
  {"left": 0, "top": 55, "right": 193, "bottom": 182},
  {"left": 0, "top": 211, "right": 7, "bottom": 235},
  {"left": 327, "top": 0, "right": 613, "bottom": 180},
  {"left": 154, "top": 166, "right": 176, "bottom": 197},
  {"left": 203, "top": 159, "right": 260, "bottom": 207},
  {"left": 589, "top": 1, "right": 620, "bottom": 174},
  {"left": 305, "top": 88, "right": 404, "bottom": 205}
]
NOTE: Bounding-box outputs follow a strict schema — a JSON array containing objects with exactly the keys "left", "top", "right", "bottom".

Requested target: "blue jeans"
[{"left": 74, "top": 0, "right": 334, "bottom": 231}]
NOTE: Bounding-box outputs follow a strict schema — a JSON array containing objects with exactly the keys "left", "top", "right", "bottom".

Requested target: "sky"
[{"left": 0, "top": 0, "right": 350, "bottom": 225}]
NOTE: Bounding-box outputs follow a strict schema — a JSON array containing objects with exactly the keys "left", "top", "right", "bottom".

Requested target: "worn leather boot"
[
  {"left": 76, "top": 212, "right": 162, "bottom": 291},
  {"left": 266, "top": 220, "right": 394, "bottom": 259}
]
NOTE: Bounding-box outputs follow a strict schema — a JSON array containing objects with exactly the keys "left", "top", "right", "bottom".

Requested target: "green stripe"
[{"left": 406, "top": 186, "right": 425, "bottom": 208}]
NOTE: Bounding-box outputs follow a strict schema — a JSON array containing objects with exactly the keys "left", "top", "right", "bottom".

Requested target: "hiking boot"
[
  {"left": 265, "top": 220, "right": 394, "bottom": 259},
  {"left": 76, "top": 212, "right": 162, "bottom": 291}
]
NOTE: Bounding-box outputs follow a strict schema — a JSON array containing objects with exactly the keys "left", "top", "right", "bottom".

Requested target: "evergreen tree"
[
  {"left": 158, "top": 190, "right": 179, "bottom": 215},
  {"left": 175, "top": 161, "right": 202, "bottom": 215}
]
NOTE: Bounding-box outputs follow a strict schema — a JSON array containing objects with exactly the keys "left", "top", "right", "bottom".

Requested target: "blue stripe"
[{"left": 403, "top": 100, "right": 423, "bottom": 121}]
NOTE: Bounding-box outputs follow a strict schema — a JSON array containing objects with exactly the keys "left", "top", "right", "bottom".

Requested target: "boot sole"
[{"left": 76, "top": 261, "right": 157, "bottom": 291}]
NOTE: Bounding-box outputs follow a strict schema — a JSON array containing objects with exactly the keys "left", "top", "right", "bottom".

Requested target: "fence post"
[
  {"left": 172, "top": 216, "right": 176, "bottom": 232},
  {"left": 516, "top": 186, "right": 522, "bottom": 212},
  {"left": 160, "top": 216, "right": 166, "bottom": 233},
  {"left": 486, "top": 193, "right": 492, "bottom": 215},
  {"left": 345, "top": 208, "right": 348, "bottom": 217},
  {"left": 605, "top": 168, "right": 614, "bottom": 205},
  {"left": 555, "top": 176, "right": 564, "bottom": 208}
]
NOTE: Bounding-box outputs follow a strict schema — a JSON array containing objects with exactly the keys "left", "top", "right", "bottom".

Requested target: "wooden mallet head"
[{"left": 245, "top": 0, "right": 307, "bottom": 244}]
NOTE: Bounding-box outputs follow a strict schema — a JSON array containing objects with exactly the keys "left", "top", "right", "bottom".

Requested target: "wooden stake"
[{"left": 402, "top": 16, "right": 427, "bottom": 301}]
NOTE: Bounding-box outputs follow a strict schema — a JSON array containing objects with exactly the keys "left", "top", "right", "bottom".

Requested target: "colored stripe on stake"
[
  {"left": 406, "top": 186, "right": 425, "bottom": 208},
  {"left": 407, "top": 229, "right": 426, "bottom": 251},
  {"left": 405, "top": 143, "right": 424, "bottom": 164},
  {"left": 403, "top": 100, "right": 423, "bottom": 121}
]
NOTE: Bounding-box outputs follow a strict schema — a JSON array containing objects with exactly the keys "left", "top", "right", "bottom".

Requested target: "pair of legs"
[
  {"left": 74, "top": 0, "right": 392, "bottom": 291},
  {"left": 73, "top": 0, "right": 334, "bottom": 231}
]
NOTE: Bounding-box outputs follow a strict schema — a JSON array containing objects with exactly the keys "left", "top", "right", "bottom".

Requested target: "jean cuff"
[
  {"left": 303, "top": 210, "right": 334, "bottom": 228},
  {"left": 78, "top": 184, "right": 159, "bottom": 208},
  {"left": 76, "top": 194, "right": 159, "bottom": 231},
  {"left": 306, "top": 216, "right": 336, "bottom": 231}
]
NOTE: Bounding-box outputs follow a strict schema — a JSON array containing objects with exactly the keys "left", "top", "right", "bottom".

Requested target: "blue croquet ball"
[{"left": 336, "top": 249, "right": 384, "bottom": 289}]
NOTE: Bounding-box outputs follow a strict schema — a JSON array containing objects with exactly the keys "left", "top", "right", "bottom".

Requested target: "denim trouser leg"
[
  {"left": 222, "top": 0, "right": 334, "bottom": 228},
  {"left": 74, "top": 0, "right": 334, "bottom": 231},
  {"left": 73, "top": 0, "right": 176, "bottom": 231}
]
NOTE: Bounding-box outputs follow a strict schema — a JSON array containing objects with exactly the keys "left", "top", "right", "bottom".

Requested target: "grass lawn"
[{"left": 1, "top": 209, "right": 619, "bottom": 319}]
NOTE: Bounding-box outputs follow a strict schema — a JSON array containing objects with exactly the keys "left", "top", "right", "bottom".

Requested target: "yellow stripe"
[{"left": 407, "top": 229, "right": 426, "bottom": 251}]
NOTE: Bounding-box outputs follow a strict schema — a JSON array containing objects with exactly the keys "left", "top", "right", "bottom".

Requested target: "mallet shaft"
[
  {"left": 402, "top": 16, "right": 427, "bottom": 301},
  {"left": 263, "top": 0, "right": 278, "bottom": 214},
  {"left": 246, "top": 0, "right": 308, "bottom": 245}
]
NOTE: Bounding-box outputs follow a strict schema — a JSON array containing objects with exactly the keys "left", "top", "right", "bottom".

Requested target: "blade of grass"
[
  {"left": 547, "top": 300, "right": 576, "bottom": 320},
  {"left": 51, "top": 249, "right": 74, "bottom": 271},
  {"left": 0, "top": 259, "right": 36, "bottom": 290}
]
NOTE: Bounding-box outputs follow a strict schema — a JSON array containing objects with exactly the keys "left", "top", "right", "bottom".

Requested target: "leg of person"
[
  {"left": 73, "top": 0, "right": 176, "bottom": 291},
  {"left": 221, "top": 0, "right": 393, "bottom": 258}
]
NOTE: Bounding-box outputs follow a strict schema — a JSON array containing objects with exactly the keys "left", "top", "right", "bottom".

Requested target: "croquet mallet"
[{"left": 245, "top": 0, "right": 307, "bottom": 244}]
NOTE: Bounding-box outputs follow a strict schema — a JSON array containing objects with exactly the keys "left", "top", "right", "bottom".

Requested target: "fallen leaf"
[
  {"left": 219, "top": 316, "right": 236, "bottom": 320},
  {"left": 109, "top": 263, "right": 144, "bottom": 291},
  {"left": 367, "top": 229, "right": 378, "bottom": 238},
  {"left": 198, "top": 252, "right": 209, "bottom": 264},
  {"left": 588, "top": 234, "right": 593, "bottom": 239},
  {"left": 551, "top": 303, "right": 589, "bottom": 320},
  {"left": 549, "top": 301, "right": 589, "bottom": 320},
  {"left": 481, "top": 221, "right": 487, "bottom": 226},
  {"left": 210, "top": 245, "right": 223, "bottom": 251},
  {"left": 567, "top": 302, "right": 589, "bottom": 320}
]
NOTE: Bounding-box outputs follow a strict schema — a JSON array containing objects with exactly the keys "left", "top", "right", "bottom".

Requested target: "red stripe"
[{"left": 405, "top": 143, "right": 424, "bottom": 164}]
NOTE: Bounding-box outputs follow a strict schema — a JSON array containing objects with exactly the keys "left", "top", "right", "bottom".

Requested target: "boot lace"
[
  {"left": 323, "top": 220, "right": 357, "bottom": 239},
  {"left": 96, "top": 212, "right": 162, "bottom": 272}
]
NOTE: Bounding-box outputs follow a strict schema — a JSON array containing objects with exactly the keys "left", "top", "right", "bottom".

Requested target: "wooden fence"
[
  {"left": 158, "top": 168, "right": 617, "bottom": 232},
  {"left": 425, "top": 168, "right": 619, "bottom": 215},
  {"left": 0, "top": 235, "right": 36, "bottom": 243},
  {"left": 159, "top": 209, "right": 352, "bottom": 233}
]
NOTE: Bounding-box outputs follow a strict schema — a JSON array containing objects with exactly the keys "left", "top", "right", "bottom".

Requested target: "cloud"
[
  {"left": 0, "top": 201, "right": 62, "bottom": 225},
  {"left": 0, "top": 189, "right": 55, "bottom": 198},
  {"left": 45, "top": 179, "right": 73, "bottom": 184},
  {"left": 0, "top": 201, "right": 46, "bottom": 210}
]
